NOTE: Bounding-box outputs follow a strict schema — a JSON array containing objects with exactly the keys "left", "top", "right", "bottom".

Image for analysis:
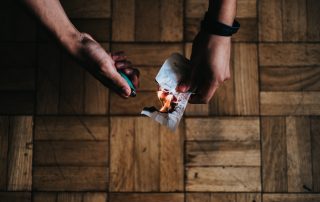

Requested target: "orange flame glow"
[{"left": 157, "top": 91, "right": 174, "bottom": 112}]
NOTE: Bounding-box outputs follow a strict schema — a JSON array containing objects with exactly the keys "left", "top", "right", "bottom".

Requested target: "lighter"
[{"left": 118, "top": 71, "right": 136, "bottom": 97}]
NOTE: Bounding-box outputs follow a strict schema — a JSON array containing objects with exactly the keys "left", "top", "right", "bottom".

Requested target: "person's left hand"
[{"left": 176, "top": 31, "right": 231, "bottom": 103}]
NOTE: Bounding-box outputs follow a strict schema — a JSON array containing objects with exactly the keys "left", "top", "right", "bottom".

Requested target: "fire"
[{"left": 157, "top": 90, "right": 176, "bottom": 113}]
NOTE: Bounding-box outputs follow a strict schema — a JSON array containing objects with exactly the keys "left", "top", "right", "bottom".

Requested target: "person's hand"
[
  {"left": 177, "top": 31, "right": 231, "bottom": 103},
  {"left": 71, "top": 33, "right": 139, "bottom": 98}
]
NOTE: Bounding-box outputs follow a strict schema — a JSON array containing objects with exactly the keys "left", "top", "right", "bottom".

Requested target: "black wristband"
[{"left": 201, "top": 12, "right": 240, "bottom": 36}]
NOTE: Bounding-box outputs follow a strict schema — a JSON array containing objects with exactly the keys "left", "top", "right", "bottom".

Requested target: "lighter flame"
[{"left": 157, "top": 91, "right": 174, "bottom": 112}]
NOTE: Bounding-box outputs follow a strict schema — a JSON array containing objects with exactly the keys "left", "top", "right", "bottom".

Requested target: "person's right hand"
[{"left": 71, "top": 33, "right": 139, "bottom": 98}]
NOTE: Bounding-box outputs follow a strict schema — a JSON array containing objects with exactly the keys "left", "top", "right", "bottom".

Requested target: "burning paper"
[{"left": 141, "top": 53, "right": 191, "bottom": 130}]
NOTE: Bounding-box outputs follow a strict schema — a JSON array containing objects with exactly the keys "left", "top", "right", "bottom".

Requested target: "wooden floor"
[{"left": 0, "top": 0, "right": 320, "bottom": 201}]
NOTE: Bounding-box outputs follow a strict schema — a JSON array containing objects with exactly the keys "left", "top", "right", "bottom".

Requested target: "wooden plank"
[
  {"left": 185, "top": 0, "right": 208, "bottom": 18},
  {"left": 186, "top": 193, "right": 211, "bottom": 202},
  {"left": 0, "top": 67, "right": 35, "bottom": 91},
  {"left": 233, "top": 18, "right": 258, "bottom": 42},
  {"left": 111, "top": 43, "right": 183, "bottom": 66},
  {"left": 186, "top": 141, "right": 260, "bottom": 166},
  {"left": 59, "top": 53, "right": 85, "bottom": 114},
  {"left": 0, "top": 92, "right": 34, "bottom": 114},
  {"left": 134, "top": 117, "right": 160, "bottom": 191},
  {"left": 311, "top": 117, "right": 320, "bottom": 192},
  {"left": 259, "top": 44, "right": 320, "bottom": 66},
  {"left": 263, "top": 194, "right": 320, "bottom": 202},
  {"left": 110, "top": 92, "right": 161, "bottom": 115},
  {"left": 138, "top": 67, "right": 159, "bottom": 91},
  {"left": 33, "top": 193, "right": 56, "bottom": 202},
  {"left": 84, "top": 71, "right": 109, "bottom": 114},
  {"left": 0, "top": 117, "right": 9, "bottom": 190},
  {"left": 260, "top": 66, "right": 320, "bottom": 91},
  {"left": 185, "top": 117, "right": 260, "bottom": 141},
  {"left": 110, "top": 117, "right": 135, "bottom": 191},
  {"left": 185, "top": 104, "right": 209, "bottom": 116},
  {"left": 34, "top": 141, "right": 108, "bottom": 166},
  {"left": 111, "top": 0, "right": 135, "bottom": 41},
  {"left": 36, "top": 43, "right": 61, "bottom": 114},
  {"left": 35, "top": 116, "right": 109, "bottom": 141},
  {"left": 234, "top": 43, "right": 259, "bottom": 115},
  {"left": 237, "top": 0, "right": 256, "bottom": 18},
  {"left": 307, "top": 0, "right": 320, "bottom": 41},
  {"left": 186, "top": 166, "right": 261, "bottom": 191},
  {"left": 159, "top": 124, "right": 184, "bottom": 191},
  {"left": 260, "top": 92, "right": 320, "bottom": 115},
  {"left": 236, "top": 193, "right": 261, "bottom": 202},
  {"left": 73, "top": 19, "right": 111, "bottom": 42},
  {"left": 0, "top": 1, "right": 37, "bottom": 42},
  {"left": 282, "top": 0, "right": 307, "bottom": 41},
  {"left": 261, "top": 117, "right": 287, "bottom": 192},
  {"left": 135, "top": 0, "right": 161, "bottom": 41},
  {"left": 184, "top": 18, "right": 201, "bottom": 42},
  {"left": 0, "top": 192, "right": 31, "bottom": 202},
  {"left": 160, "top": 0, "right": 183, "bottom": 41},
  {"left": 259, "top": 0, "right": 283, "bottom": 41},
  {"left": 83, "top": 193, "right": 107, "bottom": 202},
  {"left": 0, "top": 44, "right": 36, "bottom": 67},
  {"left": 110, "top": 193, "right": 184, "bottom": 202},
  {"left": 33, "top": 166, "right": 108, "bottom": 191},
  {"left": 286, "top": 116, "right": 312, "bottom": 192},
  {"left": 61, "top": 0, "right": 111, "bottom": 18},
  {"left": 33, "top": 192, "right": 107, "bottom": 202},
  {"left": 7, "top": 116, "right": 33, "bottom": 191},
  {"left": 110, "top": 117, "right": 183, "bottom": 192}
]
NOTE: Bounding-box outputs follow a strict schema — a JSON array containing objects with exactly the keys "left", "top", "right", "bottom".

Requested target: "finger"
[
  {"left": 122, "top": 68, "right": 140, "bottom": 88},
  {"left": 106, "top": 70, "right": 132, "bottom": 97},
  {"left": 111, "top": 51, "right": 127, "bottom": 61},
  {"left": 115, "top": 61, "right": 132, "bottom": 69},
  {"left": 189, "top": 80, "right": 219, "bottom": 104}
]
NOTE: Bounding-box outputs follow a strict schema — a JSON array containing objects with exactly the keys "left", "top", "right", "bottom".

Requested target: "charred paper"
[{"left": 141, "top": 53, "right": 191, "bottom": 130}]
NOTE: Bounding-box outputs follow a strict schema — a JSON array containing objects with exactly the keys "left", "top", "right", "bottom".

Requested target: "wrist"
[{"left": 57, "top": 27, "right": 83, "bottom": 56}]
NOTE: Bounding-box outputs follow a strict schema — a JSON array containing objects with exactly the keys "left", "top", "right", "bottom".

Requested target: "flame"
[{"left": 157, "top": 91, "right": 174, "bottom": 113}]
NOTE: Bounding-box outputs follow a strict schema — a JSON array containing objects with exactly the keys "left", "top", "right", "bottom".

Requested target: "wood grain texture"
[
  {"left": 185, "top": 117, "right": 260, "bottom": 141},
  {"left": 73, "top": 19, "right": 111, "bottom": 42},
  {"left": 110, "top": 117, "right": 184, "bottom": 192},
  {"left": 84, "top": 72, "right": 109, "bottom": 114},
  {"left": 110, "top": 193, "right": 184, "bottom": 202},
  {"left": 282, "top": 0, "right": 307, "bottom": 41},
  {"left": 307, "top": 0, "right": 320, "bottom": 41},
  {"left": 112, "top": 0, "right": 135, "bottom": 41},
  {"left": 259, "top": 0, "right": 283, "bottom": 41},
  {"left": 36, "top": 43, "right": 61, "bottom": 114},
  {"left": 61, "top": 0, "right": 111, "bottom": 18},
  {"left": 187, "top": 141, "right": 260, "bottom": 166},
  {"left": 187, "top": 193, "right": 261, "bottom": 202},
  {"left": 35, "top": 116, "right": 109, "bottom": 141},
  {"left": 260, "top": 66, "right": 320, "bottom": 91},
  {"left": 110, "top": 92, "right": 161, "bottom": 115},
  {"left": 259, "top": 44, "right": 320, "bottom": 66},
  {"left": 186, "top": 166, "right": 261, "bottom": 192},
  {"left": 33, "top": 167, "right": 108, "bottom": 191},
  {"left": 234, "top": 43, "right": 259, "bottom": 115},
  {"left": 7, "top": 116, "right": 33, "bottom": 191},
  {"left": 0, "top": 192, "right": 31, "bottom": 202},
  {"left": 286, "top": 116, "right": 312, "bottom": 192},
  {"left": 0, "top": 117, "right": 9, "bottom": 190},
  {"left": 111, "top": 44, "right": 183, "bottom": 66},
  {"left": 160, "top": 0, "right": 183, "bottom": 41},
  {"left": 138, "top": 67, "right": 160, "bottom": 91},
  {"left": 59, "top": 53, "right": 85, "bottom": 114},
  {"left": 263, "top": 194, "right": 320, "bottom": 202},
  {"left": 261, "top": 117, "right": 287, "bottom": 192},
  {"left": 33, "top": 192, "right": 107, "bottom": 202},
  {"left": 311, "top": 117, "right": 320, "bottom": 192},
  {"left": 260, "top": 92, "right": 320, "bottom": 115}
]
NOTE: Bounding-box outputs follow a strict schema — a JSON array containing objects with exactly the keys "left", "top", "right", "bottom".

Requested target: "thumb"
[{"left": 110, "top": 71, "right": 131, "bottom": 97}]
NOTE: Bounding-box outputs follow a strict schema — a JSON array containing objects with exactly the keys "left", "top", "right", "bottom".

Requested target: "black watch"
[{"left": 201, "top": 12, "right": 240, "bottom": 36}]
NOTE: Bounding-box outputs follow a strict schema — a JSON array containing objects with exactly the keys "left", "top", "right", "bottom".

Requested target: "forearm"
[
  {"left": 208, "top": 0, "right": 237, "bottom": 25},
  {"left": 22, "top": 0, "right": 81, "bottom": 55}
]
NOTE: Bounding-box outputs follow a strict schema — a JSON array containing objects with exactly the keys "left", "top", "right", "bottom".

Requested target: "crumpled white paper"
[{"left": 141, "top": 53, "right": 191, "bottom": 130}]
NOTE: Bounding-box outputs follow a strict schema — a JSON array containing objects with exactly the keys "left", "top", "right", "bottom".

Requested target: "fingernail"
[{"left": 122, "top": 87, "right": 131, "bottom": 97}]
